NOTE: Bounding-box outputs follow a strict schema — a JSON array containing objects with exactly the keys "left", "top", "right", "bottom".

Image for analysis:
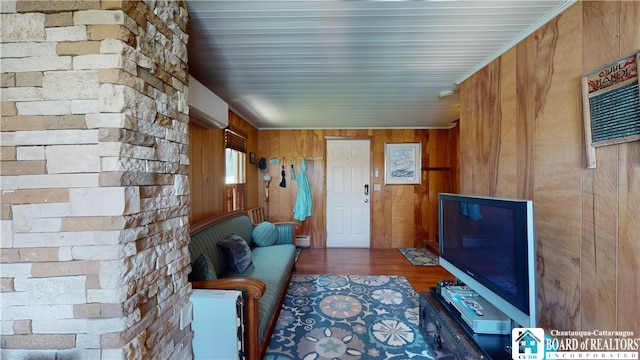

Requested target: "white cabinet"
[{"left": 191, "top": 289, "right": 244, "bottom": 360}]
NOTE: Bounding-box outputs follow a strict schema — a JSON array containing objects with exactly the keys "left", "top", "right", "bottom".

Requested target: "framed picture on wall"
[
  {"left": 249, "top": 152, "right": 257, "bottom": 164},
  {"left": 384, "top": 142, "right": 422, "bottom": 185}
]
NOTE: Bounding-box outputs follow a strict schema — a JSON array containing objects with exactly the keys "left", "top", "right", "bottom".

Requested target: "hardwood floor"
[{"left": 294, "top": 248, "right": 454, "bottom": 293}]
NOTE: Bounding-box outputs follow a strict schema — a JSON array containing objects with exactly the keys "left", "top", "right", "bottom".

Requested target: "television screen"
[{"left": 439, "top": 193, "right": 537, "bottom": 328}]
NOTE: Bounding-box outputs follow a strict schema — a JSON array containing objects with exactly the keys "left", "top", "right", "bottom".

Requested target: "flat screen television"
[{"left": 438, "top": 193, "right": 537, "bottom": 328}]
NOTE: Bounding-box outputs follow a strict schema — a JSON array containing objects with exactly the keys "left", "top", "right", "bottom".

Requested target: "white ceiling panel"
[{"left": 187, "top": 1, "right": 576, "bottom": 129}]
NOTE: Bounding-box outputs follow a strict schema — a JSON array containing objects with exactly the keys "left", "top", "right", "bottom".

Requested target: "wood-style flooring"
[{"left": 294, "top": 248, "right": 454, "bottom": 293}]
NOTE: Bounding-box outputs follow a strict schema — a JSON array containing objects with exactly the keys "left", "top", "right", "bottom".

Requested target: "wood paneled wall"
[
  {"left": 188, "top": 122, "right": 224, "bottom": 223},
  {"left": 188, "top": 111, "right": 259, "bottom": 225},
  {"left": 459, "top": 1, "right": 639, "bottom": 332},
  {"left": 258, "top": 128, "right": 459, "bottom": 249}
]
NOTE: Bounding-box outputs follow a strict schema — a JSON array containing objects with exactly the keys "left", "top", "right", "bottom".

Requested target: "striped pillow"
[
  {"left": 189, "top": 253, "right": 217, "bottom": 281},
  {"left": 252, "top": 221, "right": 279, "bottom": 247}
]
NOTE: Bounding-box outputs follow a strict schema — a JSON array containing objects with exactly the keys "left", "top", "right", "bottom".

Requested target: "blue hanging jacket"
[{"left": 293, "top": 158, "right": 312, "bottom": 221}]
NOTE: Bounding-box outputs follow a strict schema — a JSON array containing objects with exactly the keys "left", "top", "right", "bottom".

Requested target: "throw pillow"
[
  {"left": 189, "top": 253, "right": 217, "bottom": 281},
  {"left": 217, "top": 235, "right": 252, "bottom": 273},
  {"left": 252, "top": 221, "right": 279, "bottom": 247}
]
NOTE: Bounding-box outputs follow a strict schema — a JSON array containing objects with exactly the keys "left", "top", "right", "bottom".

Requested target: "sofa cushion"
[
  {"left": 189, "top": 253, "right": 217, "bottom": 281},
  {"left": 252, "top": 221, "right": 279, "bottom": 247},
  {"left": 231, "top": 243, "right": 296, "bottom": 341},
  {"left": 189, "top": 214, "right": 255, "bottom": 277},
  {"left": 217, "top": 235, "right": 252, "bottom": 273}
]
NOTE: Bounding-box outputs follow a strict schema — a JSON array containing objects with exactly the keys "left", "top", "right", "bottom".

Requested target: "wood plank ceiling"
[{"left": 187, "top": 1, "right": 576, "bottom": 129}]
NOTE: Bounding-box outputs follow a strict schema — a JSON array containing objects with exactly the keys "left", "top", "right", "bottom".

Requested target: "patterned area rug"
[
  {"left": 397, "top": 248, "right": 439, "bottom": 266},
  {"left": 265, "top": 275, "right": 435, "bottom": 359}
]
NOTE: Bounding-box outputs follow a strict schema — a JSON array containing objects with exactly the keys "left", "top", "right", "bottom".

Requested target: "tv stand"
[{"left": 419, "top": 289, "right": 512, "bottom": 360}]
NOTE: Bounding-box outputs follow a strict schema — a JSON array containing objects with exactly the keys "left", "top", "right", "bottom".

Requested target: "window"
[
  {"left": 224, "top": 127, "right": 247, "bottom": 212},
  {"left": 225, "top": 148, "right": 246, "bottom": 184}
]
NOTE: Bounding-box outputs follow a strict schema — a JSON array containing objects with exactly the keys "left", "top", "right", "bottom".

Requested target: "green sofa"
[{"left": 188, "top": 210, "right": 297, "bottom": 360}]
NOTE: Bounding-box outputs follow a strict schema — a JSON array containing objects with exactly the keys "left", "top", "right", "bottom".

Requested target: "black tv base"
[{"left": 419, "top": 288, "right": 512, "bottom": 360}]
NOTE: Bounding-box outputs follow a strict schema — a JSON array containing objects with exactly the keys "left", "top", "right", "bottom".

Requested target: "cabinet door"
[
  {"left": 419, "top": 292, "right": 485, "bottom": 359},
  {"left": 192, "top": 290, "right": 244, "bottom": 359}
]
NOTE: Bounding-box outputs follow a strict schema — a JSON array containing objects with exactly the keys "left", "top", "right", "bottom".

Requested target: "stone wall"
[{"left": 1, "top": 1, "right": 192, "bottom": 359}]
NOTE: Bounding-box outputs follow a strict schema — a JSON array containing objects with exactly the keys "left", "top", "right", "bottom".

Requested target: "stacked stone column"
[{"left": 1, "top": 1, "right": 192, "bottom": 359}]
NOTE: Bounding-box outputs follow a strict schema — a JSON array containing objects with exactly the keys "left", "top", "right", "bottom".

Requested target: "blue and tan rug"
[
  {"left": 265, "top": 275, "right": 435, "bottom": 359},
  {"left": 397, "top": 248, "right": 439, "bottom": 266}
]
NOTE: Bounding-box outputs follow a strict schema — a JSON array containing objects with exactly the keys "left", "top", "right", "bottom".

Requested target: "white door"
[{"left": 326, "top": 139, "right": 371, "bottom": 247}]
